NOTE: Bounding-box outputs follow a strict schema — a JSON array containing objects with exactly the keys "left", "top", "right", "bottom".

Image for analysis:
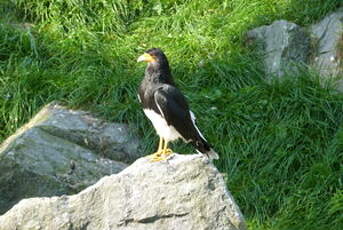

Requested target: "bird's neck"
[{"left": 145, "top": 62, "right": 175, "bottom": 85}]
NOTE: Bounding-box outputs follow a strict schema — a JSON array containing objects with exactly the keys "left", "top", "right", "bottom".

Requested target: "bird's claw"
[
  {"left": 148, "top": 151, "right": 164, "bottom": 162},
  {"left": 150, "top": 155, "right": 167, "bottom": 162},
  {"left": 162, "top": 148, "right": 173, "bottom": 156},
  {"left": 148, "top": 148, "right": 174, "bottom": 162}
]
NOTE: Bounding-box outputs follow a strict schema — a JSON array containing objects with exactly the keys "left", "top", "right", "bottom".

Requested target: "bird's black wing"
[{"left": 153, "top": 85, "right": 205, "bottom": 144}]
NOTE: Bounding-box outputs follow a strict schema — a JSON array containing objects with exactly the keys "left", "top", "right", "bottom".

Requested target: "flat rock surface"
[{"left": 0, "top": 154, "right": 246, "bottom": 230}]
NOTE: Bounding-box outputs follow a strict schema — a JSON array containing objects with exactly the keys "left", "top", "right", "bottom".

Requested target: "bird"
[{"left": 137, "top": 48, "right": 219, "bottom": 162}]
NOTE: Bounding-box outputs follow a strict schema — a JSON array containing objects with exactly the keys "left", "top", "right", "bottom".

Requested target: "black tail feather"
[{"left": 193, "top": 139, "right": 219, "bottom": 160}]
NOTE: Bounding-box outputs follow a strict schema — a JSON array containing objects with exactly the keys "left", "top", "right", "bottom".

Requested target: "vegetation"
[{"left": 0, "top": 0, "right": 342, "bottom": 229}]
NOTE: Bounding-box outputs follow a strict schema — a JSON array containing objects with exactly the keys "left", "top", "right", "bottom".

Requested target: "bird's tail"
[
  {"left": 205, "top": 148, "right": 219, "bottom": 160},
  {"left": 193, "top": 138, "right": 219, "bottom": 160}
]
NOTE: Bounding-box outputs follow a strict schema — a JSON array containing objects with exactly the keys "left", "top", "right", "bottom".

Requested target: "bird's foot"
[
  {"left": 148, "top": 151, "right": 166, "bottom": 162},
  {"left": 150, "top": 155, "right": 167, "bottom": 162},
  {"left": 161, "top": 148, "right": 173, "bottom": 157},
  {"left": 148, "top": 148, "right": 174, "bottom": 162}
]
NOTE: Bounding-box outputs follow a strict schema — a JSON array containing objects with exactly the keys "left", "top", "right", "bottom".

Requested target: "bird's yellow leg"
[
  {"left": 161, "top": 140, "right": 173, "bottom": 157},
  {"left": 149, "top": 137, "right": 165, "bottom": 162},
  {"left": 156, "top": 137, "right": 163, "bottom": 154}
]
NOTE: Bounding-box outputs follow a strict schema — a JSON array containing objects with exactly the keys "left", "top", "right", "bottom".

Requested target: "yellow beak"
[{"left": 137, "top": 53, "right": 156, "bottom": 63}]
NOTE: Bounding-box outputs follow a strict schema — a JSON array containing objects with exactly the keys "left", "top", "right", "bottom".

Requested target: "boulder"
[
  {"left": 246, "top": 20, "right": 311, "bottom": 78},
  {"left": 310, "top": 8, "right": 343, "bottom": 89},
  {"left": 0, "top": 102, "right": 142, "bottom": 214},
  {"left": 15, "top": 102, "right": 142, "bottom": 163},
  {"left": 0, "top": 154, "right": 246, "bottom": 230}
]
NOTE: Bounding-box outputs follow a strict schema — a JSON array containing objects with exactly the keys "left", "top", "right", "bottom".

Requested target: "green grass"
[{"left": 1, "top": 0, "right": 342, "bottom": 229}]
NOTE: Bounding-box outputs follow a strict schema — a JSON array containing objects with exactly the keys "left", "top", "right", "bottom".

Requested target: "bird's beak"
[{"left": 137, "top": 53, "right": 155, "bottom": 63}]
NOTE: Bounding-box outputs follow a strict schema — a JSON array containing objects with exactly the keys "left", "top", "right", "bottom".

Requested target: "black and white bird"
[{"left": 137, "top": 48, "right": 219, "bottom": 161}]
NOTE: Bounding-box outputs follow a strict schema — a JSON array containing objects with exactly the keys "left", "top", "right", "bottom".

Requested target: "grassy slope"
[{"left": 0, "top": 0, "right": 342, "bottom": 229}]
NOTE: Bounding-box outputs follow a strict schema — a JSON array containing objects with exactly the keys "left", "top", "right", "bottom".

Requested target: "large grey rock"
[
  {"left": 0, "top": 154, "right": 246, "bottom": 230},
  {"left": 0, "top": 103, "right": 142, "bottom": 214},
  {"left": 246, "top": 20, "right": 311, "bottom": 77},
  {"left": 310, "top": 8, "right": 343, "bottom": 89},
  {"left": 17, "top": 102, "right": 142, "bottom": 163}
]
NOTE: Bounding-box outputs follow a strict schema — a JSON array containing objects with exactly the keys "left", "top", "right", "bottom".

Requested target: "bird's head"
[
  {"left": 137, "top": 48, "right": 174, "bottom": 85},
  {"left": 137, "top": 48, "right": 169, "bottom": 66}
]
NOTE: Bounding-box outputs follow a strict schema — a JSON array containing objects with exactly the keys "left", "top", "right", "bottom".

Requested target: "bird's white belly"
[{"left": 143, "top": 109, "right": 181, "bottom": 142}]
